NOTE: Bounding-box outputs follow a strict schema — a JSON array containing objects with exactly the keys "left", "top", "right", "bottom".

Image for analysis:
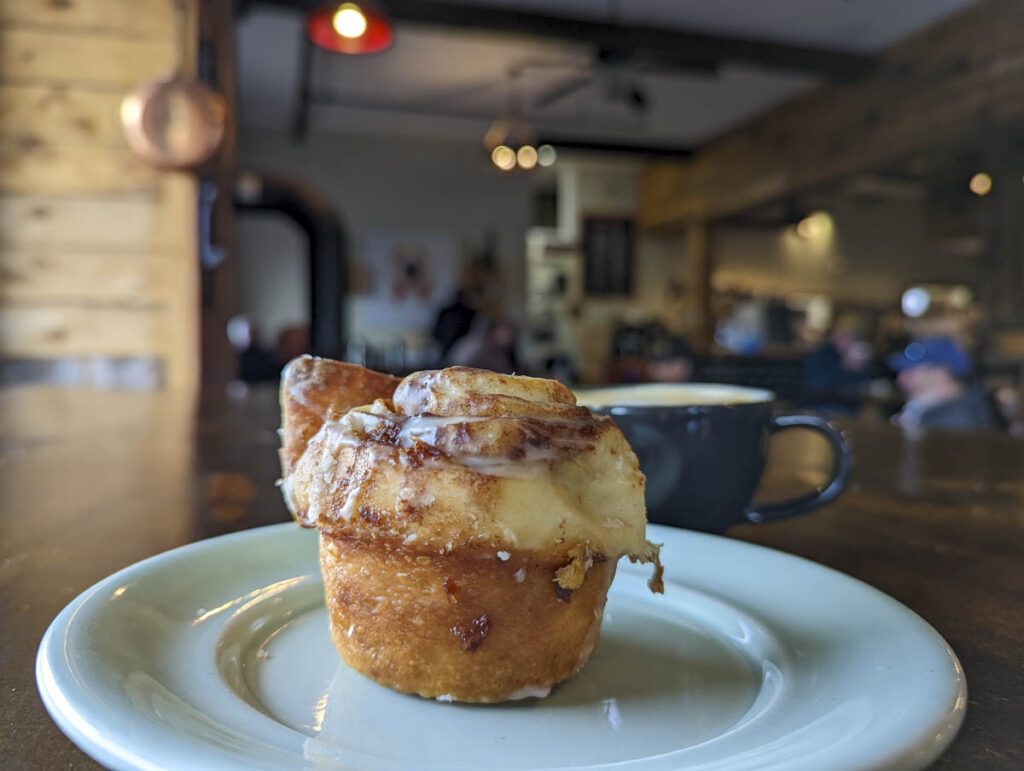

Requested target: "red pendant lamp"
[{"left": 307, "top": 2, "right": 394, "bottom": 55}]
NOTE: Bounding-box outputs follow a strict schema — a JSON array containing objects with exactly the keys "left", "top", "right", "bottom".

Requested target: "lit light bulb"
[
  {"left": 516, "top": 145, "right": 538, "bottom": 170},
  {"left": 969, "top": 172, "right": 992, "bottom": 196},
  {"left": 333, "top": 3, "right": 368, "bottom": 38},
  {"left": 491, "top": 145, "right": 516, "bottom": 171},
  {"left": 794, "top": 211, "right": 832, "bottom": 240},
  {"left": 901, "top": 287, "right": 931, "bottom": 318},
  {"left": 796, "top": 216, "right": 819, "bottom": 239},
  {"left": 537, "top": 144, "right": 557, "bottom": 167}
]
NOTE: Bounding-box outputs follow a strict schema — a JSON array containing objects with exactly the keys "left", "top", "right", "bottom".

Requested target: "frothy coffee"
[{"left": 575, "top": 383, "right": 772, "bottom": 408}]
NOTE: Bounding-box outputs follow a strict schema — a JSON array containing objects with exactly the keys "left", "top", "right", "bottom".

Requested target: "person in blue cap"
[{"left": 888, "top": 337, "right": 995, "bottom": 432}]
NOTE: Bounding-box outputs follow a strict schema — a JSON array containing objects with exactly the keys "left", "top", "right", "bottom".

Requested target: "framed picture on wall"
[{"left": 583, "top": 216, "right": 633, "bottom": 296}]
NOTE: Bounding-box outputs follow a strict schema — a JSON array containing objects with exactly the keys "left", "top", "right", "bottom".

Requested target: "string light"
[
  {"left": 491, "top": 145, "right": 516, "bottom": 171},
  {"left": 969, "top": 172, "right": 992, "bottom": 196},
  {"left": 537, "top": 144, "right": 557, "bottom": 167},
  {"left": 516, "top": 145, "right": 538, "bottom": 170}
]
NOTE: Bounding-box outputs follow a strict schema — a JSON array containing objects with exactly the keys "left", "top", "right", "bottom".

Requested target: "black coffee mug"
[{"left": 578, "top": 384, "right": 851, "bottom": 533}]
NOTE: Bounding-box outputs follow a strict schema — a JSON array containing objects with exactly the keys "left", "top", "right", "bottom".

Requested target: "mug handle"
[{"left": 745, "top": 414, "right": 852, "bottom": 523}]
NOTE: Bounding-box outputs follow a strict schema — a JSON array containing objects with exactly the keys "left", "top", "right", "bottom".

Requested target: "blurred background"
[{"left": 2, "top": 0, "right": 1023, "bottom": 433}]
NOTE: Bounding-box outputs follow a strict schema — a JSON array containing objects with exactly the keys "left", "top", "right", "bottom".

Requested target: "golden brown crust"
[
  {"left": 279, "top": 356, "right": 400, "bottom": 478},
  {"left": 319, "top": 532, "right": 615, "bottom": 702},
  {"left": 279, "top": 359, "right": 663, "bottom": 702}
]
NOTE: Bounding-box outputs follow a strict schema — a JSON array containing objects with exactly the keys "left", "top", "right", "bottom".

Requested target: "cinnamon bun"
[{"left": 280, "top": 358, "right": 662, "bottom": 703}]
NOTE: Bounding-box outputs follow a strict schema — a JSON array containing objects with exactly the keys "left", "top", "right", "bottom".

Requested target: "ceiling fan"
[{"left": 515, "top": 49, "right": 652, "bottom": 116}]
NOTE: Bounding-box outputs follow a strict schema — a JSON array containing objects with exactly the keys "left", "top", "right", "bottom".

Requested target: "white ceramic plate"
[{"left": 37, "top": 523, "right": 965, "bottom": 771}]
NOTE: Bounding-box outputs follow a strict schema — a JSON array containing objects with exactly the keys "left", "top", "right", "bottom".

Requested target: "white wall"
[
  {"left": 534, "top": 157, "right": 689, "bottom": 382},
  {"left": 237, "top": 129, "right": 533, "bottom": 347},
  {"left": 236, "top": 211, "right": 308, "bottom": 348}
]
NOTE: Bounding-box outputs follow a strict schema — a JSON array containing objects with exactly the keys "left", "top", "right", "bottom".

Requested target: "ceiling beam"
[
  {"left": 638, "top": 0, "right": 1024, "bottom": 227},
  {"left": 308, "top": 92, "right": 695, "bottom": 154},
  {"left": 259, "top": 0, "right": 875, "bottom": 81},
  {"left": 383, "top": 0, "right": 874, "bottom": 81},
  {"left": 534, "top": 137, "right": 693, "bottom": 158}
]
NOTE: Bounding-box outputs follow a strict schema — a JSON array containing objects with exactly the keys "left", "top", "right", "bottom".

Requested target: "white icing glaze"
[
  {"left": 286, "top": 367, "right": 655, "bottom": 561},
  {"left": 283, "top": 355, "right": 319, "bottom": 409},
  {"left": 321, "top": 409, "right": 598, "bottom": 481},
  {"left": 435, "top": 684, "right": 551, "bottom": 703},
  {"left": 503, "top": 684, "right": 552, "bottom": 700}
]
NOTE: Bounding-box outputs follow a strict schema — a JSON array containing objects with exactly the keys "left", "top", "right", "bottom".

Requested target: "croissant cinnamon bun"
[{"left": 280, "top": 357, "right": 662, "bottom": 703}]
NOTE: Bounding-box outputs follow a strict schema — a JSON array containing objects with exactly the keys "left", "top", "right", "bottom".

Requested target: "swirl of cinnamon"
[{"left": 285, "top": 365, "right": 662, "bottom": 590}]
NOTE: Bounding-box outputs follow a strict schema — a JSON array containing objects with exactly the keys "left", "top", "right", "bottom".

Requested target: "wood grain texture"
[
  {"left": 0, "top": 140, "right": 158, "bottom": 194},
  {"left": 639, "top": 0, "right": 1024, "bottom": 226},
  {"left": 0, "top": 1, "right": 200, "bottom": 390},
  {"left": 0, "top": 28, "right": 172, "bottom": 87},
  {"left": 0, "top": 84, "right": 125, "bottom": 146},
  {"left": 0, "top": 0, "right": 174, "bottom": 37},
  {"left": 2, "top": 390, "right": 1020, "bottom": 768},
  {"left": 0, "top": 304, "right": 168, "bottom": 357},
  {"left": 0, "top": 194, "right": 176, "bottom": 247},
  {"left": 156, "top": 174, "right": 199, "bottom": 391},
  {"left": 0, "top": 248, "right": 180, "bottom": 305}
]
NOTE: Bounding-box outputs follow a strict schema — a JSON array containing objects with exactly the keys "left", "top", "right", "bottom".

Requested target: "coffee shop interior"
[
  {"left": 3, "top": 0, "right": 1024, "bottom": 768},
  {"left": 234, "top": 0, "right": 1023, "bottom": 432},
  {"left": 1, "top": 0, "right": 1023, "bottom": 428}
]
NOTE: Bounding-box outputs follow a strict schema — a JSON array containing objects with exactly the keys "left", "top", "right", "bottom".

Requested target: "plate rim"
[{"left": 36, "top": 522, "right": 967, "bottom": 771}]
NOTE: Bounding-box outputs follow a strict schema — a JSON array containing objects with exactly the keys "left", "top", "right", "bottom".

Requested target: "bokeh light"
[
  {"left": 969, "top": 172, "right": 992, "bottom": 196},
  {"left": 491, "top": 145, "right": 516, "bottom": 171},
  {"left": 537, "top": 144, "right": 557, "bottom": 167},
  {"left": 516, "top": 145, "right": 538, "bottom": 170},
  {"left": 333, "top": 3, "right": 368, "bottom": 38},
  {"left": 901, "top": 287, "right": 931, "bottom": 318}
]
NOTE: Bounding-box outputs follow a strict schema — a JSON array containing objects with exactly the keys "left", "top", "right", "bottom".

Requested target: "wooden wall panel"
[
  {"left": 0, "top": 28, "right": 172, "bottom": 87},
  {"left": 0, "top": 141, "right": 158, "bottom": 194},
  {"left": 639, "top": 0, "right": 1024, "bottom": 227},
  {"left": 0, "top": 0, "right": 174, "bottom": 38},
  {"left": 0, "top": 195, "right": 171, "bottom": 247},
  {"left": 0, "top": 249, "right": 180, "bottom": 305},
  {"left": 0, "top": 84, "right": 125, "bottom": 146},
  {"left": 156, "top": 174, "right": 199, "bottom": 390},
  {"left": 0, "top": 0, "right": 199, "bottom": 391},
  {"left": 0, "top": 306, "right": 169, "bottom": 357}
]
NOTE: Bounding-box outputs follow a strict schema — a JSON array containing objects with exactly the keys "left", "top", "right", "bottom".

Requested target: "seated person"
[
  {"left": 888, "top": 337, "right": 995, "bottom": 432},
  {"left": 226, "top": 315, "right": 279, "bottom": 383},
  {"left": 801, "top": 317, "right": 874, "bottom": 409},
  {"left": 447, "top": 317, "right": 518, "bottom": 374},
  {"left": 647, "top": 335, "right": 695, "bottom": 383}
]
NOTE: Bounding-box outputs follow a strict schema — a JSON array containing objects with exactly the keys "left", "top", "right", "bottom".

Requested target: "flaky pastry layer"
[{"left": 283, "top": 364, "right": 661, "bottom": 580}]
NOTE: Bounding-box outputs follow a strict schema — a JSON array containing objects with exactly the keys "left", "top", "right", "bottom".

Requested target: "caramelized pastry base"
[{"left": 319, "top": 532, "right": 616, "bottom": 702}]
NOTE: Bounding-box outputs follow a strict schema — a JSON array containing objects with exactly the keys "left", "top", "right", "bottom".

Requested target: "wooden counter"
[{"left": 1, "top": 385, "right": 1021, "bottom": 768}]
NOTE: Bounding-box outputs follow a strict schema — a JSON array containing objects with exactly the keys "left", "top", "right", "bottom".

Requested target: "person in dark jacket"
[
  {"left": 432, "top": 290, "right": 477, "bottom": 359},
  {"left": 801, "top": 317, "right": 875, "bottom": 412},
  {"left": 889, "top": 337, "right": 995, "bottom": 432}
]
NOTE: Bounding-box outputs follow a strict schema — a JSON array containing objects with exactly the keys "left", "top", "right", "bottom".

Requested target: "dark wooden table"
[{"left": 2, "top": 386, "right": 1022, "bottom": 769}]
